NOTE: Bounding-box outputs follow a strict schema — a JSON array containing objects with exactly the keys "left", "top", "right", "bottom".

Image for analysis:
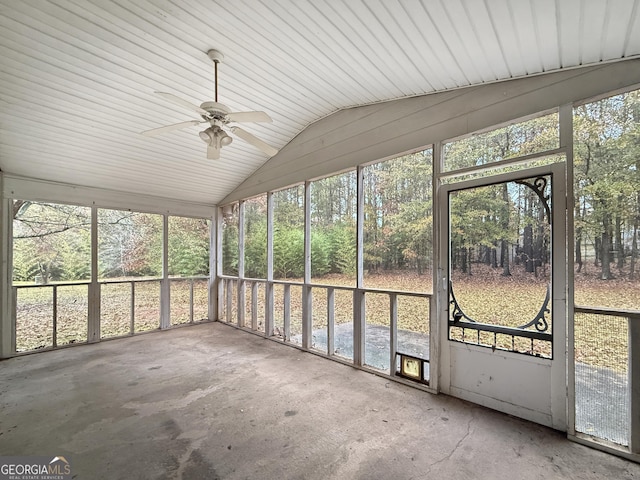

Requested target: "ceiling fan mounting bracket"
[{"left": 207, "top": 49, "right": 224, "bottom": 64}]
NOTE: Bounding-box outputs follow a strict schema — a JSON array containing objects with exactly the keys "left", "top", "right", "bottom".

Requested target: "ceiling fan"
[{"left": 141, "top": 49, "right": 278, "bottom": 160}]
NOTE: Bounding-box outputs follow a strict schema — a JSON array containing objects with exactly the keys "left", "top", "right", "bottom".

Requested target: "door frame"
[{"left": 435, "top": 162, "right": 567, "bottom": 430}]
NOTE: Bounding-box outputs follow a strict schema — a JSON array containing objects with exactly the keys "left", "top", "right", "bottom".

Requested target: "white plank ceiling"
[{"left": 1, "top": 0, "right": 640, "bottom": 206}]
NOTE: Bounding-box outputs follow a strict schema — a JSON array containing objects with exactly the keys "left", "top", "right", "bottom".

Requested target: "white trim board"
[{"left": 3, "top": 174, "right": 215, "bottom": 218}]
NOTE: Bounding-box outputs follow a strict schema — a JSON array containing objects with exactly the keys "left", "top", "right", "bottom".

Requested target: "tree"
[
  {"left": 12, "top": 202, "right": 91, "bottom": 283},
  {"left": 574, "top": 92, "right": 640, "bottom": 280},
  {"left": 168, "top": 217, "right": 210, "bottom": 276},
  {"left": 273, "top": 186, "right": 305, "bottom": 279},
  {"left": 244, "top": 196, "right": 268, "bottom": 278},
  {"left": 362, "top": 150, "right": 433, "bottom": 276},
  {"left": 222, "top": 211, "right": 239, "bottom": 276},
  {"left": 98, "top": 210, "right": 162, "bottom": 278}
]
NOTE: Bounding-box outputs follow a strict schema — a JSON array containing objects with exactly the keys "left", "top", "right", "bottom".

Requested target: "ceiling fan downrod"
[{"left": 207, "top": 49, "right": 225, "bottom": 103}]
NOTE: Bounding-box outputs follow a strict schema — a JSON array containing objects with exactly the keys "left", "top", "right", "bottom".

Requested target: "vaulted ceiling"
[{"left": 1, "top": 0, "right": 639, "bottom": 205}]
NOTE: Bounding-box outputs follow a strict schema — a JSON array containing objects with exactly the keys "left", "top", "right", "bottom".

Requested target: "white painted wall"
[
  {"left": 223, "top": 60, "right": 640, "bottom": 204},
  {"left": 2, "top": 174, "right": 215, "bottom": 218}
]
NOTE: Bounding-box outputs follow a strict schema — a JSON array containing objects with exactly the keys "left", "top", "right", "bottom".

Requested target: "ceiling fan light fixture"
[
  {"left": 199, "top": 128, "right": 213, "bottom": 144},
  {"left": 200, "top": 127, "right": 232, "bottom": 155},
  {"left": 219, "top": 131, "right": 233, "bottom": 146}
]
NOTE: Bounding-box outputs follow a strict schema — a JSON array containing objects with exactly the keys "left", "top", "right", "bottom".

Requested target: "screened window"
[
  {"left": 310, "top": 171, "right": 356, "bottom": 285},
  {"left": 98, "top": 209, "right": 163, "bottom": 280},
  {"left": 243, "top": 195, "right": 267, "bottom": 279},
  {"left": 13, "top": 201, "right": 91, "bottom": 283},
  {"left": 362, "top": 149, "right": 433, "bottom": 291},
  {"left": 272, "top": 186, "right": 305, "bottom": 281},
  {"left": 573, "top": 91, "right": 640, "bottom": 310},
  {"left": 221, "top": 204, "right": 239, "bottom": 276},
  {"left": 443, "top": 111, "right": 559, "bottom": 172},
  {"left": 168, "top": 216, "right": 210, "bottom": 277}
]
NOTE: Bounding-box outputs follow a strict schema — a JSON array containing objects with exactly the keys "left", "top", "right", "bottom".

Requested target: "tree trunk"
[
  {"left": 615, "top": 206, "right": 624, "bottom": 269},
  {"left": 484, "top": 246, "right": 492, "bottom": 266},
  {"left": 534, "top": 225, "right": 544, "bottom": 269},
  {"left": 452, "top": 246, "right": 458, "bottom": 271},
  {"left": 524, "top": 224, "right": 534, "bottom": 273},
  {"left": 575, "top": 229, "right": 583, "bottom": 273},
  {"left": 601, "top": 213, "right": 614, "bottom": 280},
  {"left": 461, "top": 247, "right": 467, "bottom": 274},
  {"left": 631, "top": 221, "right": 638, "bottom": 280},
  {"left": 501, "top": 240, "right": 511, "bottom": 276},
  {"left": 500, "top": 183, "right": 509, "bottom": 272},
  {"left": 631, "top": 195, "right": 639, "bottom": 280}
]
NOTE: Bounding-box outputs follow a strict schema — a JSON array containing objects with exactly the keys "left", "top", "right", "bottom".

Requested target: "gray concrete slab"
[
  {"left": 308, "top": 325, "right": 630, "bottom": 447},
  {"left": 0, "top": 322, "right": 638, "bottom": 480}
]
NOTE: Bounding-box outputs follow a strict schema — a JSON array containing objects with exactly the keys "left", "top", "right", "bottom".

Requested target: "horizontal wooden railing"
[
  {"left": 217, "top": 275, "right": 433, "bottom": 385},
  {"left": 12, "top": 276, "right": 210, "bottom": 354}
]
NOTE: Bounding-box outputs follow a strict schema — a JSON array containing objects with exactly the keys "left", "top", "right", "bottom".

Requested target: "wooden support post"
[
  {"left": 251, "top": 282, "right": 258, "bottom": 330},
  {"left": 217, "top": 278, "right": 224, "bottom": 321},
  {"left": 302, "top": 286, "right": 312, "bottom": 349},
  {"left": 238, "top": 201, "right": 245, "bottom": 327},
  {"left": 354, "top": 289, "right": 365, "bottom": 366},
  {"left": 212, "top": 209, "right": 221, "bottom": 321},
  {"left": 284, "top": 284, "right": 291, "bottom": 341},
  {"left": 630, "top": 317, "right": 640, "bottom": 453},
  {"left": 302, "top": 181, "right": 312, "bottom": 349},
  {"left": 160, "top": 215, "right": 170, "bottom": 329},
  {"left": 130, "top": 282, "right": 135, "bottom": 334},
  {"left": 238, "top": 280, "right": 246, "bottom": 327},
  {"left": 389, "top": 293, "right": 398, "bottom": 374},
  {"left": 226, "top": 280, "right": 233, "bottom": 323},
  {"left": 0, "top": 187, "right": 14, "bottom": 357},
  {"left": 190, "top": 279, "right": 194, "bottom": 323},
  {"left": 265, "top": 192, "right": 274, "bottom": 336},
  {"left": 327, "top": 287, "right": 335, "bottom": 356},
  {"left": 52, "top": 286, "right": 58, "bottom": 348},
  {"left": 354, "top": 166, "right": 365, "bottom": 366},
  {"left": 11, "top": 287, "right": 16, "bottom": 353},
  {"left": 561, "top": 102, "right": 576, "bottom": 435},
  {"left": 431, "top": 142, "right": 442, "bottom": 392},
  {"left": 88, "top": 206, "right": 100, "bottom": 342}
]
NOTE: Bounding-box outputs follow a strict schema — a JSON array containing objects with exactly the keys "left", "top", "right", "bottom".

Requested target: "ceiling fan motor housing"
[{"left": 200, "top": 101, "right": 231, "bottom": 121}]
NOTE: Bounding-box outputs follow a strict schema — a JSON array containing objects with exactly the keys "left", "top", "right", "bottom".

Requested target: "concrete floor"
[{"left": 1, "top": 323, "right": 639, "bottom": 480}]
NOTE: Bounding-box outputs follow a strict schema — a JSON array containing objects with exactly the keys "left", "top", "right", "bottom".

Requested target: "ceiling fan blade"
[
  {"left": 230, "top": 127, "right": 279, "bottom": 157},
  {"left": 140, "top": 120, "right": 203, "bottom": 137},
  {"left": 207, "top": 145, "right": 221, "bottom": 160},
  {"left": 227, "top": 111, "right": 273, "bottom": 123},
  {"left": 155, "top": 91, "right": 209, "bottom": 116}
]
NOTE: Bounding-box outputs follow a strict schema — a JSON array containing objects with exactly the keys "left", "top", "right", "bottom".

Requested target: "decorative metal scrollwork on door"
[{"left": 448, "top": 175, "right": 553, "bottom": 357}]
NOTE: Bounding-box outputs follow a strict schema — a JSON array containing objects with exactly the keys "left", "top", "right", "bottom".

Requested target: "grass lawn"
[
  {"left": 14, "top": 268, "right": 636, "bottom": 372},
  {"left": 15, "top": 278, "right": 209, "bottom": 352}
]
